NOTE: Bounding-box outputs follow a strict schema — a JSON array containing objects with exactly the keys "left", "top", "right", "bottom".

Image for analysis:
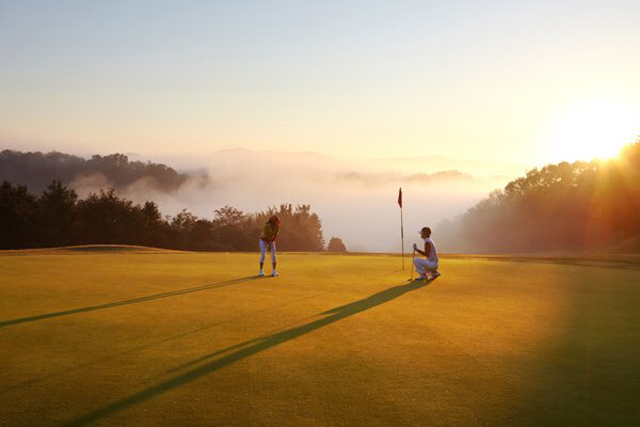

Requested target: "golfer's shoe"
[
  {"left": 430, "top": 272, "right": 441, "bottom": 280},
  {"left": 258, "top": 271, "right": 265, "bottom": 277},
  {"left": 416, "top": 274, "right": 429, "bottom": 281},
  {"left": 271, "top": 271, "right": 279, "bottom": 277}
]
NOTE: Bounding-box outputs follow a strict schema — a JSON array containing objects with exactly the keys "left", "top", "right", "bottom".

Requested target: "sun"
[{"left": 546, "top": 99, "right": 640, "bottom": 162}]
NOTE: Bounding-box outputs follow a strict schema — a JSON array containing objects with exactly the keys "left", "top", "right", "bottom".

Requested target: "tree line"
[
  {"left": 437, "top": 141, "right": 640, "bottom": 253},
  {"left": 0, "top": 150, "right": 203, "bottom": 193},
  {"left": 0, "top": 180, "right": 343, "bottom": 252}
]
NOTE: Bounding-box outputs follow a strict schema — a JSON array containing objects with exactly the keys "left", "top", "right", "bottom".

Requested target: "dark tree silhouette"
[
  {"left": 168, "top": 209, "right": 199, "bottom": 250},
  {"left": 327, "top": 237, "right": 347, "bottom": 252},
  {"left": 211, "top": 206, "right": 252, "bottom": 251},
  {"left": 75, "top": 189, "right": 143, "bottom": 245},
  {"left": 437, "top": 141, "right": 640, "bottom": 253},
  {"left": 0, "top": 177, "right": 327, "bottom": 252},
  {"left": 0, "top": 181, "right": 39, "bottom": 249},
  {"left": 140, "top": 201, "right": 168, "bottom": 248},
  {"left": 38, "top": 180, "right": 78, "bottom": 247}
]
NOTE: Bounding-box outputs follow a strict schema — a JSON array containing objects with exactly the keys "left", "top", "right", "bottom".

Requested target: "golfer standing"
[
  {"left": 413, "top": 227, "right": 441, "bottom": 281},
  {"left": 259, "top": 215, "right": 281, "bottom": 277}
]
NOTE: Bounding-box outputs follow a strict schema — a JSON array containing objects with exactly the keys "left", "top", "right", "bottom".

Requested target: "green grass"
[{"left": 0, "top": 251, "right": 638, "bottom": 426}]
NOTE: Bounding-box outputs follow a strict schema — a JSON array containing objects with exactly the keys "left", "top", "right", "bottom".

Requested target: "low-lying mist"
[{"left": 104, "top": 149, "right": 516, "bottom": 253}]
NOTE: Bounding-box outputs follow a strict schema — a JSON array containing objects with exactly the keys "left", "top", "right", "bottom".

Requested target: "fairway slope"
[
  {"left": 0, "top": 252, "right": 638, "bottom": 426},
  {"left": 0, "top": 244, "right": 184, "bottom": 256},
  {"left": 443, "top": 253, "right": 640, "bottom": 270}
]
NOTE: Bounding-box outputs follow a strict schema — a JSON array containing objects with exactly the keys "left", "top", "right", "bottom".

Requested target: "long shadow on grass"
[
  {"left": 0, "top": 276, "right": 258, "bottom": 328},
  {"left": 0, "top": 279, "right": 356, "bottom": 396},
  {"left": 62, "top": 279, "right": 431, "bottom": 427}
]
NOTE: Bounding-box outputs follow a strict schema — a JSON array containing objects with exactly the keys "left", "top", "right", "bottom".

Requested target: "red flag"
[{"left": 397, "top": 187, "right": 402, "bottom": 208}]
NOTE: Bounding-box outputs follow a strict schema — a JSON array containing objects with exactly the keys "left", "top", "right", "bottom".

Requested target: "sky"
[
  {"left": 2, "top": 0, "right": 639, "bottom": 165},
  {"left": 1, "top": 1, "right": 639, "bottom": 251}
]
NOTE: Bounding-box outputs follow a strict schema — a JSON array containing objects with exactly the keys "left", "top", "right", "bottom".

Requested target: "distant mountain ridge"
[
  {"left": 0, "top": 149, "right": 208, "bottom": 193},
  {"left": 203, "top": 147, "right": 514, "bottom": 186}
]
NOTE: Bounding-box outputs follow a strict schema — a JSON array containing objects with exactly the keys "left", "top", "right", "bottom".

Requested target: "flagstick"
[{"left": 400, "top": 204, "right": 405, "bottom": 269}]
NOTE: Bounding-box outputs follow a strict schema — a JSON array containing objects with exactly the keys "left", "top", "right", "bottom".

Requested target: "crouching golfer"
[
  {"left": 259, "top": 215, "right": 281, "bottom": 277},
  {"left": 413, "top": 227, "right": 441, "bottom": 281}
]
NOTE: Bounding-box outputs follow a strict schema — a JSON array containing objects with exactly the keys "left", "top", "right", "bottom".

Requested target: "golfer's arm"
[{"left": 424, "top": 242, "right": 431, "bottom": 258}]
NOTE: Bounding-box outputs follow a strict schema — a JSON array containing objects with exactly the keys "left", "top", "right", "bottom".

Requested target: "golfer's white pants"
[
  {"left": 259, "top": 239, "right": 277, "bottom": 264},
  {"left": 414, "top": 258, "right": 438, "bottom": 274}
]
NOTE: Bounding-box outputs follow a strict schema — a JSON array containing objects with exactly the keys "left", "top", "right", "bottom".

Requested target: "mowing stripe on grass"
[{"left": 0, "top": 276, "right": 258, "bottom": 327}]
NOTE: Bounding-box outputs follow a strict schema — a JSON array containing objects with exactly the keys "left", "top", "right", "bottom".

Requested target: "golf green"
[{"left": 1, "top": 250, "right": 638, "bottom": 426}]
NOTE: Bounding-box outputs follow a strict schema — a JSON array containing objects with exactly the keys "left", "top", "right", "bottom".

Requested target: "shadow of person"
[
  {"left": 0, "top": 276, "right": 259, "bottom": 328},
  {"left": 62, "top": 280, "right": 430, "bottom": 427}
]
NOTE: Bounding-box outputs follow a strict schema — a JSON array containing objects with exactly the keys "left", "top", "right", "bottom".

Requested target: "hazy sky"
[{"left": 2, "top": 0, "right": 639, "bottom": 166}]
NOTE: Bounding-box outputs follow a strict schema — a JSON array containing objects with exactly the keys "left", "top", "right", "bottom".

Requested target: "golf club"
[{"left": 409, "top": 247, "right": 415, "bottom": 281}]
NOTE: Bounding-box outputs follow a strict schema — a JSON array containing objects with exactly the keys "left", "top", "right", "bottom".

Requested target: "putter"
[{"left": 409, "top": 247, "right": 415, "bottom": 281}]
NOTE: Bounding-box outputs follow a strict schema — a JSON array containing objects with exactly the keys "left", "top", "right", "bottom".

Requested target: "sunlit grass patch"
[{"left": 0, "top": 253, "right": 638, "bottom": 426}]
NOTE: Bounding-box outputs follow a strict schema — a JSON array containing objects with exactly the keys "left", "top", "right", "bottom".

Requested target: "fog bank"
[{"left": 122, "top": 149, "right": 515, "bottom": 252}]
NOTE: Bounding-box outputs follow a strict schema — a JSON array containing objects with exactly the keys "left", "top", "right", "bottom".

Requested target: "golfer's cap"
[{"left": 420, "top": 227, "right": 431, "bottom": 235}]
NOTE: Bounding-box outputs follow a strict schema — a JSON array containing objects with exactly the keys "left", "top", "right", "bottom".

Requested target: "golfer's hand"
[{"left": 413, "top": 243, "right": 418, "bottom": 251}]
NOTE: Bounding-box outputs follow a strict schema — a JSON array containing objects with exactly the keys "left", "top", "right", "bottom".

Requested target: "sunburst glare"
[{"left": 545, "top": 99, "right": 640, "bottom": 162}]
